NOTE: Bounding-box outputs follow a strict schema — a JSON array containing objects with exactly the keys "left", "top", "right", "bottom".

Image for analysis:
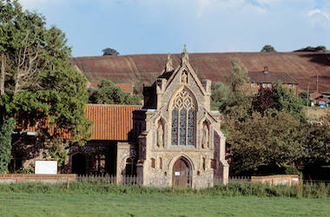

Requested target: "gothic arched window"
[{"left": 171, "top": 89, "right": 195, "bottom": 146}]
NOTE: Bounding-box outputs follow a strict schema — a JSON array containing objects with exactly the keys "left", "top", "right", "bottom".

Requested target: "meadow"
[
  {"left": 1, "top": 192, "right": 329, "bottom": 216},
  {"left": 0, "top": 182, "right": 329, "bottom": 216}
]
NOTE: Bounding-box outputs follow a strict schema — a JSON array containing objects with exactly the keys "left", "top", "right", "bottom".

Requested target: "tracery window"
[{"left": 171, "top": 89, "right": 195, "bottom": 146}]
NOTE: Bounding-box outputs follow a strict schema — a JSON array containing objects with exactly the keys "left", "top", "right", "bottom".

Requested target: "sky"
[{"left": 18, "top": 0, "right": 330, "bottom": 57}]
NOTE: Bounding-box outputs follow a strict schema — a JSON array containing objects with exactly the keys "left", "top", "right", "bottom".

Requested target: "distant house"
[
  {"left": 248, "top": 66, "right": 299, "bottom": 95},
  {"left": 309, "top": 92, "right": 330, "bottom": 107}
]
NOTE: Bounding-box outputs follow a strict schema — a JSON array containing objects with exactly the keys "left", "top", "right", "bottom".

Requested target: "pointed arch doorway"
[{"left": 172, "top": 157, "right": 192, "bottom": 187}]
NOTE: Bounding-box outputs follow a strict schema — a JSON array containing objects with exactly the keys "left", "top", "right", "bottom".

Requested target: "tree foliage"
[
  {"left": 294, "top": 46, "right": 327, "bottom": 52},
  {"left": 102, "top": 47, "right": 119, "bottom": 56},
  {"left": 211, "top": 82, "right": 230, "bottom": 110},
  {"left": 227, "top": 110, "right": 303, "bottom": 174},
  {"left": 0, "top": 117, "right": 16, "bottom": 174},
  {"left": 261, "top": 45, "right": 276, "bottom": 52},
  {"left": 220, "top": 59, "right": 251, "bottom": 119},
  {"left": 252, "top": 82, "right": 304, "bottom": 118},
  {"left": 89, "top": 79, "right": 142, "bottom": 105},
  {"left": 300, "top": 116, "right": 330, "bottom": 166},
  {"left": 0, "top": 0, "right": 91, "bottom": 145}
]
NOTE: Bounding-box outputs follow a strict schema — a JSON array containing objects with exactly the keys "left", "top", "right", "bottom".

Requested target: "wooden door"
[{"left": 172, "top": 158, "right": 190, "bottom": 187}]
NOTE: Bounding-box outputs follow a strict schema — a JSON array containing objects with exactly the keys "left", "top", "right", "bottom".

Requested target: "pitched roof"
[
  {"left": 85, "top": 104, "right": 142, "bottom": 141},
  {"left": 309, "top": 92, "right": 323, "bottom": 100},
  {"left": 248, "top": 70, "right": 298, "bottom": 84},
  {"left": 73, "top": 52, "right": 330, "bottom": 92},
  {"left": 19, "top": 104, "right": 142, "bottom": 141}
]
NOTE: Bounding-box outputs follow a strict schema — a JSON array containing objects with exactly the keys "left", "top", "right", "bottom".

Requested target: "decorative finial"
[
  {"left": 165, "top": 53, "right": 173, "bottom": 72},
  {"left": 181, "top": 44, "right": 189, "bottom": 64}
]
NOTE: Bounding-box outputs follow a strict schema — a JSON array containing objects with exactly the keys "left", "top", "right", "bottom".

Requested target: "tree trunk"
[{"left": 0, "top": 53, "right": 5, "bottom": 96}]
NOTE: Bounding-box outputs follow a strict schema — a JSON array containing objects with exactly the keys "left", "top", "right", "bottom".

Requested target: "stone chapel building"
[
  {"left": 116, "top": 47, "right": 229, "bottom": 188},
  {"left": 11, "top": 47, "right": 229, "bottom": 188}
]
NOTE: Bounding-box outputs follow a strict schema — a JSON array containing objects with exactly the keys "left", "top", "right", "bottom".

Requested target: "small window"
[
  {"left": 202, "top": 157, "right": 206, "bottom": 170},
  {"left": 151, "top": 158, "right": 155, "bottom": 169},
  {"left": 94, "top": 154, "right": 106, "bottom": 173},
  {"left": 211, "top": 159, "right": 217, "bottom": 170},
  {"left": 262, "top": 83, "right": 266, "bottom": 88},
  {"left": 267, "top": 84, "right": 272, "bottom": 88},
  {"left": 159, "top": 157, "right": 163, "bottom": 170},
  {"left": 290, "top": 84, "right": 294, "bottom": 89},
  {"left": 251, "top": 83, "right": 256, "bottom": 87}
]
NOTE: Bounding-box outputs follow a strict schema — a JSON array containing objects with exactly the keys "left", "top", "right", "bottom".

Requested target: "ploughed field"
[{"left": 0, "top": 192, "right": 329, "bottom": 216}]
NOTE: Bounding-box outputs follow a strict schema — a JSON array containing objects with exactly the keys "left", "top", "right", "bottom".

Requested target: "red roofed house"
[{"left": 248, "top": 66, "right": 299, "bottom": 95}]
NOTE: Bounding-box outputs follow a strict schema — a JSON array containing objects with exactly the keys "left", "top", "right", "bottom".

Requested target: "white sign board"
[
  {"left": 35, "top": 161, "right": 57, "bottom": 175},
  {"left": 175, "top": 172, "right": 180, "bottom": 176}
]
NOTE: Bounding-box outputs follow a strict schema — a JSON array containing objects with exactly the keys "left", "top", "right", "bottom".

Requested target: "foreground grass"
[{"left": 0, "top": 192, "right": 329, "bottom": 216}]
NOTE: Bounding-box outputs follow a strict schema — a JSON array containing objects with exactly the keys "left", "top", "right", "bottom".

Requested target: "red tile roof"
[
  {"left": 309, "top": 92, "right": 323, "bottom": 100},
  {"left": 19, "top": 104, "right": 142, "bottom": 141},
  {"left": 73, "top": 52, "right": 330, "bottom": 92},
  {"left": 85, "top": 104, "right": 142, "bottom": 141},
  {"left": 248, "top": 70, "right": 298, "bottom": 84}
]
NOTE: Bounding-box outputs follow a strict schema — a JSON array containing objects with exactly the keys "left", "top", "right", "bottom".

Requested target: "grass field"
[
  {"left": 0, "top": 192, "right": 329, "bottom": 216},
  {"left": 305, "top": 107, "right": 330, "bottom": 120}
]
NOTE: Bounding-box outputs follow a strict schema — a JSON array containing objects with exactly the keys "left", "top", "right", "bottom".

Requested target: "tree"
[
  {"left": 252, "top": 82, "right": 304, "bottom": 118},
  {"left": 261, "top": 45, "right": 276, "bottom": 52},
  {"left": 89, "top": 79, "right": 142, "bottom": 105},
  {"left": 210, "top": 82, "right": 230, "bottom": 110},
  {"left": 220, "top": 59, "right": 251, "bottom": 119},
  {"left": 0, "top": 0, "right": 91, "bottom": 147},
  {"left": 252, "top": 87, "right": 275, "bottom": 114},
  {"left": 300, "top": 115, "right": 330, "bottom": 166},
  {"left": 228, "top": 110, "right": 303, "bottom": 174},
  {"left": 102, "top": 47, "right": 119, "bottom": 56},
  {"left": 294, "top": 46, "right": 327, "bottom": 52},
  {"left": 271, "top": 82, "right": 304, "bottom": 118},
  {"left": 0, "top": 117, "right": 16, "bottom": 174}
]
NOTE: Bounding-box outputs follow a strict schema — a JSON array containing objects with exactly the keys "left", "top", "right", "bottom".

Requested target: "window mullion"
[
  {"left": 186, "top": 111, "right": 188, "bottom": 146},
  {"left": 177, "top": 109, "right": 180, "bottom": 145}
]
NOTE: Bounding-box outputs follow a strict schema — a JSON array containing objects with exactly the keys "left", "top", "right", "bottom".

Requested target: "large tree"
[
  {"left": 0, "top": 117, "right": 15, "bottom": 174},
  {"left": 261, "top": 45, "right": 276, "bottom": 52},
  {"left": 220, "top": 59, "right": 251, "bottom": 120},
  {"left": 294, "top": 46, "right": 327, "bottom": 52},
  {"left": 0, "top": 0, "right": 91, "bottom": 158},
  {"left": 102, "top": 47, "right": 119, "bottom": 56},
  {"left": 227, "top": 110, "right": 303, "bottom": 174},
  {"left": 252, "top": 82, "right": 304, "bottom": 118}
]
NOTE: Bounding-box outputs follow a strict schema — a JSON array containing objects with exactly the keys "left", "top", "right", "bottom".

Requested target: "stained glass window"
[
  {"left": 187, "top": 109, "right": 195, "bottom": 146},
  {"left": 171, "top": 109, "right": 178, "bottom": 146},
  {"left": 171, "top": 89, "right": 196, "bottom": 146},
  {"left": 179, "top": 109, "right": 187, "bottom": 145}
]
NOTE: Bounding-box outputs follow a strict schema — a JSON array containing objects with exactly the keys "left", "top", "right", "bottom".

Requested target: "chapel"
[
  {"left": 10, "top": 46, "right": 229, "bottom": 188},
  {"left": 116, "top": 46, "right": 229, "bottom": 188}
]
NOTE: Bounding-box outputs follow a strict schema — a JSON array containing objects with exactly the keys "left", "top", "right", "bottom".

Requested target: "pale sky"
[{"left": 19, "top": 0, "right": 330, "bottom": 57}]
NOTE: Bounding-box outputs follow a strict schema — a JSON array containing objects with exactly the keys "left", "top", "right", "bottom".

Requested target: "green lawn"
[{"left": 0, "top": 192, "right": 329, "bottom": 216}]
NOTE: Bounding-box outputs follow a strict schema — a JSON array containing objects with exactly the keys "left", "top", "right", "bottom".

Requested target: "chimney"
[{"left": 263, "top": 66, "right": 269, "bottom": 74}]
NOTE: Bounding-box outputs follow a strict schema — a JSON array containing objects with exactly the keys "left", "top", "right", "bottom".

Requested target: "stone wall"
[
  {"left": 251, "top": 175, "right": 300, "bottom": 186},
  {"left": 0, "top": 174, "right": 76, "bottom": 184}
]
